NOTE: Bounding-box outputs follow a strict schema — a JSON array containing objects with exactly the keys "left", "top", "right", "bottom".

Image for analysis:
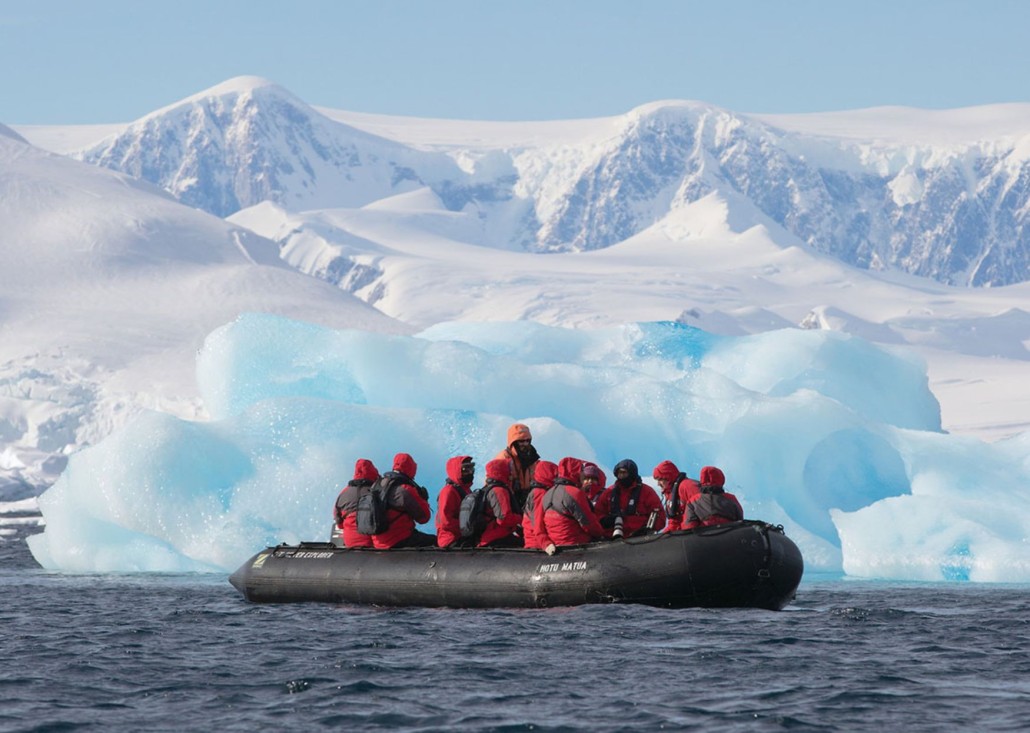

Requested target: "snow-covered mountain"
[
  {"left": 6, "top": 78, "right": 1030, "bottom": 501},
  {"left": 39, "top": 77, "right": 1030, "bottom": 287},
  {"left": 72, "top": 77, "right": 469, "bottom": 218}
]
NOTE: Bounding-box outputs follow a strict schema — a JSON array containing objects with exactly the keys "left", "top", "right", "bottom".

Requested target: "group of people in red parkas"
[{"left": 332, "top": 423, "right": 743, "bottom": 553}]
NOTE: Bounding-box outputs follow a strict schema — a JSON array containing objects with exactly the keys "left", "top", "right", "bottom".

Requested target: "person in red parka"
[
  {"left": 478, "top": 458, "right": 523, "bottom": 547},
  {"left": 652, "top": 460, "right": 701, "bottom": 532},
  {"left": 683, "top": 465, "right": 744, "bottom": 530},
  {"left": 594, "top": 458, "right": 666, "bottom": 538},
  {"left": 372, "top": 452, "right": 436, "bottom": 549},
  {"left": 494, "top": 422, "right": 540, "bottom": 508},
  {"left": 539, "top": 457, "right": 605, "bottom": 547},
  {"left": 436, "top": 455, "right": 475, "bottom": 548},
  {"left": 522, "top": 460, "right": 558, "bottom": 550},
  {"left": 580, "top": 462, "right": 606, "bottom": 508},
  {"left": 331, "top": 458, "right": 380, "bottom": 548}
]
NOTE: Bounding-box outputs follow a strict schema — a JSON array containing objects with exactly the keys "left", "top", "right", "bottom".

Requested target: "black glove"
[
  {"left": 599, "top": 515, "right": 616, "bottom": 529},
  {"left": 415, "top": 483, "right": 429, "bottom": 500}
]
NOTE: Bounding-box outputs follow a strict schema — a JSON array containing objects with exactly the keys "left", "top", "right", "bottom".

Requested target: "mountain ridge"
[{"left": 26, "top": 76, "right": 1030, "bottom": 287}]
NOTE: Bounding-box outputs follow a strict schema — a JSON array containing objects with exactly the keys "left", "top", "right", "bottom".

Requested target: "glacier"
[{"left": 27, "top": 314, "right": 1030, "bottom": 582}]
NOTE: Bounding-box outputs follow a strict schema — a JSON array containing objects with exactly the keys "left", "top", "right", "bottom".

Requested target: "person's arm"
[
  {"left": 682, "top": 496, "right": 702, "bottom": 531},
  {"left": 397, "top": 483, "right": 431, "bottom": 524},
  {"left": 435, "top": 485, "right": 457, "bottom": 532},
  {"left": 678, "top": 477, "right": 700, "bottom": 502},
  {"left": 642, "top": 485, "right": 667, "bottom": 532},
  {"left": 729, "top": 494, "right": 744, "bottom": 520},
  {"left": 333, "top": 490, "right": 346, "bottom": 526},
  {"left": 488, "top": 486, "right": 521, "bottom": 531},
  {"left": 569, "top": 490, "right": 605, "bottom": 538}
]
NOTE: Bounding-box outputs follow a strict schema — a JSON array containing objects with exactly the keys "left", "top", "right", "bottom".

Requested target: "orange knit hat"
[{"left": 507, "top": 423, "right": 532, "bottom": 445}]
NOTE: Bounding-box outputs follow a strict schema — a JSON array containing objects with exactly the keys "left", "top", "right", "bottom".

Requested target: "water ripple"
[{"left": 5, "top": 533, "right": 1030, "bottom": 732}]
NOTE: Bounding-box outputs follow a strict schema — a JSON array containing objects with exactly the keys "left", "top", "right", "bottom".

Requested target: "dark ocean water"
[{"left": 2, "top": 528, "right": 1029, "bottom": 733}]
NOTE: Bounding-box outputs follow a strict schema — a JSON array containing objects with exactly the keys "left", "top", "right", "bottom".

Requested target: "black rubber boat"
[{"left": 229, "top": 520, "right": 803, "bottom": 610}]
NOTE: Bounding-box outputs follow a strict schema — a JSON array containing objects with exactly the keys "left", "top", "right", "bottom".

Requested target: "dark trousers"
[
  {"left": 392, "top": 529, "right": 438, "bottom": 548},
  {"left": 482, "top": 533, "right": 523, "bottom": 549}
]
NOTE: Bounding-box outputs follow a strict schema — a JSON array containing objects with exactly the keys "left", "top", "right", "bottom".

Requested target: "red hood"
[
  {"left": 485, "top": 458, "right": 511, "bottom": 484},
  {"left": 446, "top": 455, "right": 473, "bottom": 484},
  {"left": 532, "top": 460, "right": 559, "bottom": 488},
  {"left": 557, "top": 456, "right": 583, "bottom": 485},
  {"left": 652, "top": 460, "right": 680, "bottom": 483},
  {"left": 393, "top": 452, "right": 418, "bottom": 478},
  {"left": 352, "top": 458, "right": 380, "bottom": 483},
  {"left": 700, "top": 465, "right": 725, "bottom": 488}
]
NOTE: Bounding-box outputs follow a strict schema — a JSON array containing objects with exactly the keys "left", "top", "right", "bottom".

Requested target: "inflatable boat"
[{"left": 229, "top": 520, "right": 803, "bottom": 610}]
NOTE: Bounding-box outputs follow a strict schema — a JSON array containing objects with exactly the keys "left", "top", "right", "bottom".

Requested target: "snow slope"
[{"left": 0, "top": 131, "right": 408, "bottom": 496}]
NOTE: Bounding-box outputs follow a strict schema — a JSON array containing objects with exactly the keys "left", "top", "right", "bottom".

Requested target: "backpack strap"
[
  {"left": 374, "top": 473, "right": 396, "bottom": 499},
  {"left": 447, "top": 479, "right": 471, "bottom": 501},
  {"left": 668, "top": 472, "right": 687, "bottom": 518}
]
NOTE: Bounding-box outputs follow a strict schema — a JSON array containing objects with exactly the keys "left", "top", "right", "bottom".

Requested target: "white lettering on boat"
[
  {"left": 274, "top": 550, "right": 335, "bottom": 559},
  {"left": 538, "top": 561, "right": 587, "bottom": 573}
]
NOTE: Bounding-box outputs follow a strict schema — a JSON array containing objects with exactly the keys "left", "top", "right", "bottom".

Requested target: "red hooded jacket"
[
  {"left": 436, "top": 455, "right": 473, "bottom": 548},
  {"left": 371, "top": 453, "right": 432, "bottom": 549},
  {"left": 522, "top": 460, "right": 558, "bottom": 549},
  {"left": 594, "top": 461, "right": 667, "bottom": 538},
  {"left": 653, "top": 460, "right": 701, "bottom": 532},
  {"left": 683, "top": 466, "right": 743, "bottom": 530},
  {"left": 478, "top": 459, "right": 522, "bottom": 547},
  {"left": 333, "top": 458, "right": 380, "bottom": 548},
  {"left": 539, "top": 457, "right": 605, "bottom": 546}
]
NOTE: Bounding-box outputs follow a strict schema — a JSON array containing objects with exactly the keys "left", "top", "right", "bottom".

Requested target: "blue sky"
[{"left": 3, "top": 0, "right": 1029, "bottom": 124}]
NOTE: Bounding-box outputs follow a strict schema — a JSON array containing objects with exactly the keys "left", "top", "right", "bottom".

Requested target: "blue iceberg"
[{"left": 28, "top": 314, "right": 1030, "bottom": 582}]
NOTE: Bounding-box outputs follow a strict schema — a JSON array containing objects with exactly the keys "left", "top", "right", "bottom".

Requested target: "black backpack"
[
  {"left": 459, "top": 486, "right": 490, "bottom": 540},
  {"left": 356, "top": 476, "right": 394, "bottom": 536}
]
